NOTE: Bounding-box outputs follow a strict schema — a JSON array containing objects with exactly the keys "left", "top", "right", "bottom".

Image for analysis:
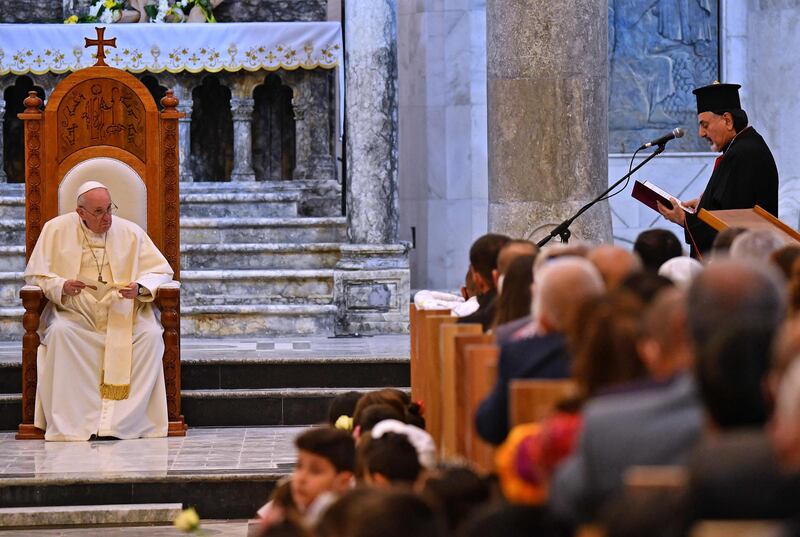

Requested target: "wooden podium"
[{"left": 698, "top": 205, "right": 800, "bottom": 245}]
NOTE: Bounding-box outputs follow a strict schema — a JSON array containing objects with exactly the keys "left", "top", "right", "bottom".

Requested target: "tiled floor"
[
  {"left": 0, "top": 426, "right": 302, "bottom": 481},
  {"left": 0, "top": 335, "right": 410, "bottom": 365},
  {"left": 1, "top": 520, "right": 250, "bottom": 536}
]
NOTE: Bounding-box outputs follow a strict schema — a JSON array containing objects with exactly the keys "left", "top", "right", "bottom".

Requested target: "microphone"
[{"left": 638, "top": 127, "right": 685, "bottom": 150}]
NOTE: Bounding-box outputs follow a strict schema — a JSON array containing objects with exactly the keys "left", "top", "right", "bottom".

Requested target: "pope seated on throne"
[{"left": 23, "top": 180, "right": 174, "bottom": 441}]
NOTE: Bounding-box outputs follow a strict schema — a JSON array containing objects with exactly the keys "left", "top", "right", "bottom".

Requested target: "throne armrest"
[
  {"left": 20, "top": 285, "right": 48, "bottom": 315},
  {"left": 19, "top": 285, "right": 47, "bottom": 435},
  {"left": 155, "top": 280, "right": 180, "bottom": 326}
]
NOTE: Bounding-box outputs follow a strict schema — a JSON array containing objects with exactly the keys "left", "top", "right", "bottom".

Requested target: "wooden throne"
[{"left": 16, "top": 29, "right": 185, "bottom": 439}]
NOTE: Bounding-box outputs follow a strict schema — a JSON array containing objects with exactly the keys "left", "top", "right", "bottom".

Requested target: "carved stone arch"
[
  {"left": 3, "top": 76, "right": 46, "bottom": 183},
  {"left": 190, "top": 74, "right": 233, "bottom": 181},
  {"left": 253, "top": 71, "right": 296, "bottom": 181}
]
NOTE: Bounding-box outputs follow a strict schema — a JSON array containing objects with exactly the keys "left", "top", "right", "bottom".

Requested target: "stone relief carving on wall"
[{"left": 609, "top": 0, "right": 718, "bottom": 153}]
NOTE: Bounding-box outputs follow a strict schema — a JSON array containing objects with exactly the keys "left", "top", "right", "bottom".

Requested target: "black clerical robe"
[{"left": 684, "top": 126, "right": 778, "bottom": 258}]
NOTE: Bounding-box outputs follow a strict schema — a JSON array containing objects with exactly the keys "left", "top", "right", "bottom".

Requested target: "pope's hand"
[
  {"left": 62, "top": 280, "right": 86, "bottom": 298},
  {"left": 119, "top": 282, "right": 139, "bottom": 300},
  {"left": 657, "top": 197, "right": 686, "bottom": 226}
]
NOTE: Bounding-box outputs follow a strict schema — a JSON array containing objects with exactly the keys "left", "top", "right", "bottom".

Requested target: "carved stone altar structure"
[{"left": 0, "top": 22, "right": 410, "bottom": 338}]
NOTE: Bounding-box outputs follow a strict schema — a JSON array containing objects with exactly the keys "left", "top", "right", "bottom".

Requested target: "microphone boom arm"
[{"left": 537, "top": 144, "right": 666, "bottom": 248}]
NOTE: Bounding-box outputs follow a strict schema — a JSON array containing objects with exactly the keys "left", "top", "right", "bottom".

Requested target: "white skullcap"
[
  {"left": 76, "top": 181, "right": 108, "bottom": 198},
  {"left": 371, "top": 419, "right": 437, "bottom": 469},
  {"left": 658, "top": 256, "right": 703, "bottom": 287}
]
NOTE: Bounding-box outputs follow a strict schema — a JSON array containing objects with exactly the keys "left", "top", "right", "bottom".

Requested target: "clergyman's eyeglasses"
[{"left": 79, "top": 203, "right": 118, "bottom": 218}]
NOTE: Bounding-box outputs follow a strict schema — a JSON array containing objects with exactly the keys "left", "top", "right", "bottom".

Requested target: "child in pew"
[
  {"left": 257, "top": 428, "right": 355, "bottom": 530},
  {"left": 357, "top": 431, "right": 423, "bottom": 488},
  {"left": 351, "top": 389, "right": 426, "bottom": 439}
]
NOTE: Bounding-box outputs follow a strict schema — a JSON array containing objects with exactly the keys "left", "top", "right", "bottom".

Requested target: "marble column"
[
  {"left": 0, "top": 100, "right": 5, "bottom": 182},
  {"left": 167, "top": 77, "right": 195, "bottom": 183},
  {"left": 344, "top": 0, "right": 399, "bottom": 244},
  {"left": 291, "top": 83, "right": 310, "bottom": 180},
  {"left": 229, "top": 97, "right": 256, "bottom": 182},
  {"left": 177, "top": 100, "right": 193, "bottom": 182},
  {"left": 487, "top": 0, "right": 612, "bottom": 244},
  {"left": 304, "top": 71, "right": 336, "bottom": 181}
]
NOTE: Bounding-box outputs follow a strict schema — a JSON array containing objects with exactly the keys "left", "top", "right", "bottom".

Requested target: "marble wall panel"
[{"left": 747, "top": 1, "right": 800, "bottom": 229}]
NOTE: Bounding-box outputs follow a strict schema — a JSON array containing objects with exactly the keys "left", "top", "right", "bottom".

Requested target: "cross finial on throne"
[{"left": 85, "top": 27, "right": 117, "bottom": 67}]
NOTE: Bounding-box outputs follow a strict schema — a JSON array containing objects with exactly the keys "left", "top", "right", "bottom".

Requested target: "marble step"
[
  {"left": 181, "top": 304, "right": 337, "bottom": 336},
  {"left": 0, "top": 270, "right": 334, "bottom": 308},
  {"left": 0, "top": 306, "right": 337, "bottom": 340},
  {"left": 0, "top": 190, "right": 302, "bottom": 220},
  {"left": 0, "top": 242, "right": 343, "bottom": 272},
  {"left": 179, "top": 191, "right": 299, "bottom": 218},
  {"left": 0, "top": 196, "right": 24, "bottom": 220},
  {"left": 180, "top": 217, "right": 346, "bottom": 244},
  {"left": 0, "top": 217, "right": 347, "bottom": 246},
  {"left": 0, "top": 246, "right": 23, "bottom": 272},
  {"left": 181, "top": 387, "right": 408, "bottom": 427},
  {"left": 1, "top": 384, "right": 409, "bottom": 430},
  {"left": 0, "top": 503, "right": 182, "bottom": 528},
  {"left": 0, "top": 349, "right": 409, "bottom": 396},
  {"left": 180, "top": 243, "right": 342, "bottom": 270},
  {"left": 0, "top": 272, "right": 22, "bottom": 308},
  {"left": 180, "top": 269, "right": 333, "bottom": 307},
  {"left": 0, "top": 465, "right": 285, "bottom": 520}
]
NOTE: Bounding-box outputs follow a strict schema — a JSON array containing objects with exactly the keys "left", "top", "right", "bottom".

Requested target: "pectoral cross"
[{"left": 85, "top": 27, "right": 117, "bottom": 67}]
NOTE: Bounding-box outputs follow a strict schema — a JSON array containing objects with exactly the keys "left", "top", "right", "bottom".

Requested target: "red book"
[{"left": 631, "top": 180, "right": 696, "bottom": 214}]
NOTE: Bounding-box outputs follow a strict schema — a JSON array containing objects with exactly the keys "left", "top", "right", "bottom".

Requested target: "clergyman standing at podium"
[{"left": 657, "top": 82, "right": 779, "bottom": 258}]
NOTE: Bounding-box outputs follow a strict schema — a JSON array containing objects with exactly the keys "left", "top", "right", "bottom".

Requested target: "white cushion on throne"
[{"left": 59, "top": 157, "right": 147, "bottom": 229}]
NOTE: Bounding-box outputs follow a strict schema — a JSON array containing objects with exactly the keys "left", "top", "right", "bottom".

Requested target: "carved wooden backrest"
[
  {"left": 59, "top": 157, "right": 148, "bottom": 227},
  {"left": 20, "top": 65, "right": 181, "bottom": 278}
]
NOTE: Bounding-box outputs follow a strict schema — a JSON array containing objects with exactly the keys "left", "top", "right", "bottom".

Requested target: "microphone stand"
[{"left": 537, "top": 143, "right": 666, "bottom": 248}]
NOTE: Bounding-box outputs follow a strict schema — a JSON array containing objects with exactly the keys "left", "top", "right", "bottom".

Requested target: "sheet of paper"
[{"left": 77, "top": 276, "right": 129, "bottom": 301}]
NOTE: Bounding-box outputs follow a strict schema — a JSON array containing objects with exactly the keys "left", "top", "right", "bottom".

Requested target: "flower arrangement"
[
  {"left": 65, "top": 0, "right": 125, "bottom": 24},
  {"left": 145, "top": 0, "right": 218, "bottom": 23},
  {"left": 64, "top": 0, "right": 222, "bottom": 24}
]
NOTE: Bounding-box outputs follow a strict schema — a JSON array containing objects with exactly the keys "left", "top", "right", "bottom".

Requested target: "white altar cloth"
[{"left": 0, "top": 22, "right": 342, "bottom": 75}]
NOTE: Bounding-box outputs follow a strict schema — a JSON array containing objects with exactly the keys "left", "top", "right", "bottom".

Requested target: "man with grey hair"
[
  {"left": 728, "top": 229, "right": 786, "bottom": 262},
  {"left": 475, "top": 257, "right": 605, "bottom": 445}
]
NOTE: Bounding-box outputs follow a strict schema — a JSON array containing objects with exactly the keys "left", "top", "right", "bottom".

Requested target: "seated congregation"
[{"left": 252, "top": 227, "right": 800, "bottom": 537}]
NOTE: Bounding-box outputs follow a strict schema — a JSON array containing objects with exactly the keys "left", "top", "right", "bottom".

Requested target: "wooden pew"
[
  {"left": 439, "top": 323, "right": 483, "bottom": 456},
  {"left": 690, "top": 521, "right": 781, "bottom": 537},
  {"left": 421, "top": 313, "right": 457, "bottom": 449},
  {"left": 409, "top": 305, "right": 450, "bottom": 402},
  {"left": 452, "top": 333, "right": 495, "bottom": 458},
  {"left": 461, "top": 343, "right": 499, "bottom": 473},
  {"left": 509, "top": 379, "right": 578, "bottom": 427}
]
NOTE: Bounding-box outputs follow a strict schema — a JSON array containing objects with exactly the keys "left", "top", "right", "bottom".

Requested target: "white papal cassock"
[{"left": 24, "top": 212, "right": 173, "bottom": 441}]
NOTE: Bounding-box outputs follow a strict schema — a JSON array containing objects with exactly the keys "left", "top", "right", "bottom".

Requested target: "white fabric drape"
[{"left": 0, "top": 22, "right": 342, "bottom": 74}]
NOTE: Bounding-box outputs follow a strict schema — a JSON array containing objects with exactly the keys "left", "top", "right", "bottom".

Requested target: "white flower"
[
  {"left": 88, "top": 1, "right": 102, "bottom": 17},
  {"left": 99, "top": 9, "right": 113, "bottom": 23},
  {"left": 180, "top": 0, "right": 189, "bottom": 6}
]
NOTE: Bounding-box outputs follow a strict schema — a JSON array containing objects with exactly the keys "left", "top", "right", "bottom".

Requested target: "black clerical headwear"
[{"left": 693, "top": 83, "right": 742, "bottom": 114}]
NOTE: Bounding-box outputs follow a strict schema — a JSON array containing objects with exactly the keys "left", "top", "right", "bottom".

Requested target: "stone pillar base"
[
  {"left": 489, "top": 199, "right": 612, "bottom": 245},
  {"left": 333, "top": 243, "right": 410, "bottom": 335}
]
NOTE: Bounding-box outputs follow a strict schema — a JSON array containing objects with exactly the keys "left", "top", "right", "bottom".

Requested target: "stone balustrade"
[{"left": 0, "top": 69, "right": 337, "bottom": 185}]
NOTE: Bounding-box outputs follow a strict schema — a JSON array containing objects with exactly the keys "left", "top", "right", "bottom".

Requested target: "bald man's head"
[
  {"left": 533, "top": 257, "right": 605, "bottom": 333},
  {"left": 587, "top": 245, "right": 642, "bottom": 290}
]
